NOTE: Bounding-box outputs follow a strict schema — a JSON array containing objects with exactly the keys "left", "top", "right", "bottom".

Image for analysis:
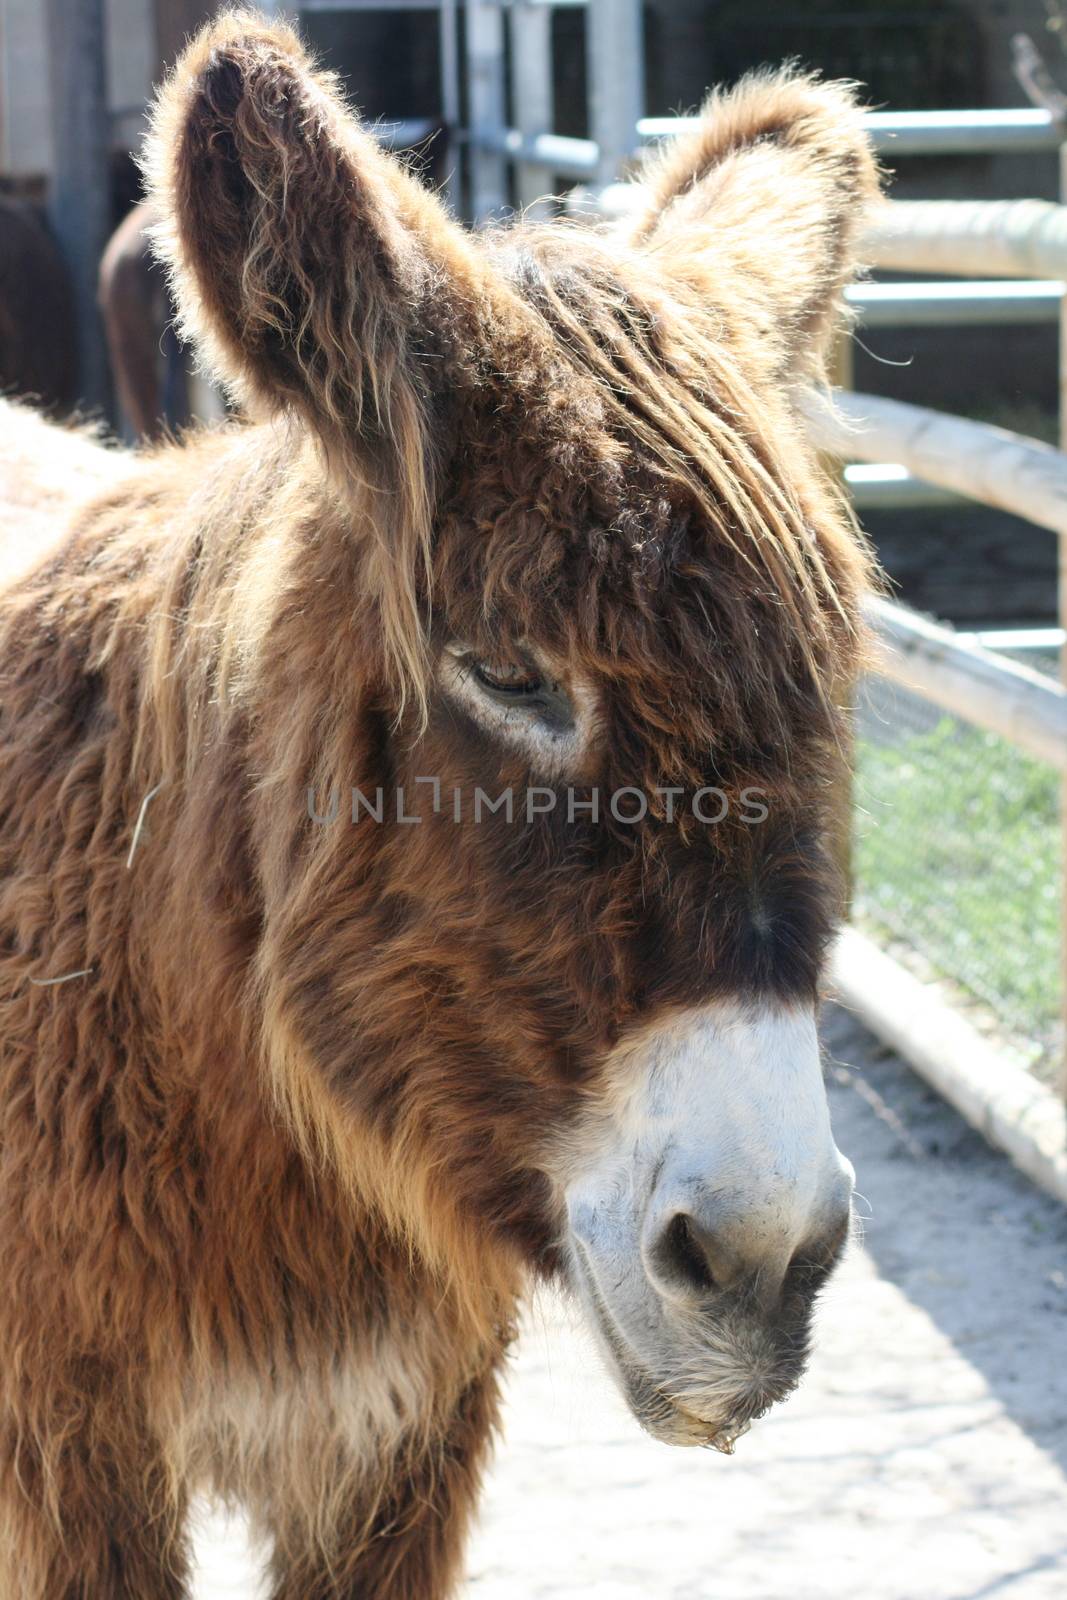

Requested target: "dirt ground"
[{"left": 191, "top": 1005, "right": 1067, "bottom": 1599}]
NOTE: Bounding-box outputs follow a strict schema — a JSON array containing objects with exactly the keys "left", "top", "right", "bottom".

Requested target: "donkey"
[
  {"left": 0, "top": 196, "right": 77, "bottom": 416},
  {"left": 99, "top": 200, "right": 191, "bottom": 443},
  {"left": 0, "top": 13, "right": 879, "bottom": 1597}
]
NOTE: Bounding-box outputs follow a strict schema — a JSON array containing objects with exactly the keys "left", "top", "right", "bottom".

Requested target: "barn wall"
[
  {"left": 153, "top": 0, "right": 216, "bottom": 76},
  {"left": 0, "top": 0, "right": 51, "bottom": 179},
  {"left": 0, "top": 0, "right": 155, "bottom": 181}
]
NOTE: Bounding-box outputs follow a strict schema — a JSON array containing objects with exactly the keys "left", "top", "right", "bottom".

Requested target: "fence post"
[
  {"left": 510, "top": 0, "right": 554, "bottom": 215},
  {"left": 45, "top": 0, "right": 112, "bottom": 417},
  {"left": 831, "top": 331, "right": 856, "bottom": 920},
  {"left": 1059, "top": 138, "right": 1067, "bottom": 1099},
  {"left": 439, "top": 0, "right": 463, "bottom": 216},
  {"left": 466, "top": 0, "right": 508, "bottom": 223},
  {"left": 586, "top": 0, "right": 644, "bottom": 188}
]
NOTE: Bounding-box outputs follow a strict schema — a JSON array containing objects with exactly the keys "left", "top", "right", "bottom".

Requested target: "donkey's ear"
[
  {"left": 144, "top": 12, "right": 460, "bottom": 446},
  {"left": 145, "top": 13, "right": 498, "bottom": 714},
  {"left": 627, "top": 71, "right": 880, "bottom": 381}
]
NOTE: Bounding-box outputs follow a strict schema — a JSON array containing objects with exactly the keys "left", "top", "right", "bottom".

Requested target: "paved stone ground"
[{"left": 191, "top": 1006, "right": 1067, "bottom": 1599}]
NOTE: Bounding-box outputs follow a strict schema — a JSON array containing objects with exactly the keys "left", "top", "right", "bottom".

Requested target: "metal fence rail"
[
  {"left": 462, "top": 0, "right": 645, "bottom": 218},
  {"left": 640, "top": 107, "right": 1066, "bottom": 156}
]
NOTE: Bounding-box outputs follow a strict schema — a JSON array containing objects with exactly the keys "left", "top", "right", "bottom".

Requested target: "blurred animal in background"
[
  {"left": 98, "top": 199, "right": 189, "bottom": 441},
  {"left": 0, "top": 197, "right": 77, "bottom": 414}
]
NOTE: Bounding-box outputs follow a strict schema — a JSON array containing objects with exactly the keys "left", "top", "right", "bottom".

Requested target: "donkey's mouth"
[
  {"left": 672, "top": 1404, "right": 753, "bottom": 1455},
  {"left": 569, "top": 1239, "right": 797, "bottom": 1453},
  {"left": 613, "top": 1353, "right": 765, "bottom": 1453},
  {"left": 568, "top": 1245, "right": 770, "bottom": 1452}
]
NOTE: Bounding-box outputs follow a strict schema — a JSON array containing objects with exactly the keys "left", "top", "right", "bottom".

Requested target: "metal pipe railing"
[
  {"left": 844, "top": 464, "right": 962, "bottom": 510},
  {"left": 470, "top": 128, "right": 600, "bottom": 182},
  {"left": 475, "top": 112, "right": 1067, "bottom": 183},
  {"left": 638, "top": 107, "right": 1065, "bottom": 156},
  {"left": 586, "top": 0, "right": 644, "bottom": 188},
  {"left": 476, "top": 106, "right": 1067, "bottom": 198},
  {"left": 848, "top": 279, "right": 1063, "bottom": 325},
  {"left": 510, "top": 0, "right": 554, "bottom": 212},
  {"left": 466, "top": 0, "right": 509, "bottom": 221}
]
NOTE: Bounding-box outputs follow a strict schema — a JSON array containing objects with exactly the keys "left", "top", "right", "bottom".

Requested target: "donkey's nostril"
[
  {"left": 643, "top": 1170, "right": 853, "bottom": 1309},
  {"left": 650, "top": 1212, "right": 734, "bottom": 1298}
]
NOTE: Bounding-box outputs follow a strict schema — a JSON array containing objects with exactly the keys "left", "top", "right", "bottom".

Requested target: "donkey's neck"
[{"left": 0, "top": 414, "right": 330, "bottom": 1090}]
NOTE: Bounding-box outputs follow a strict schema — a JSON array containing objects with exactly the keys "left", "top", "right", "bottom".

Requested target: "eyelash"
[
  {"left": 445, "top": 642, "right": 579, "bottom": 739},
  {"left": 470, "top": 660, "right": 545, "bottom": 699}
]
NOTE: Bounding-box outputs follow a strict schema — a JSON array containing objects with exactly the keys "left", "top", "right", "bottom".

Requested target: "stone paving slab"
[{"left": 191, "top": 1007, "right": 1067, "bottom": 1598}]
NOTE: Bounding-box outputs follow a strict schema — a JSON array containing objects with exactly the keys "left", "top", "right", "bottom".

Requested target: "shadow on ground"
[{"left": 823, "top": 1004, "right": 1067, "bottom": 1478}]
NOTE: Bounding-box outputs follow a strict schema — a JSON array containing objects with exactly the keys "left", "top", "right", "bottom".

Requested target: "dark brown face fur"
[
  {"left": 268, "top": 223, "right": 864, "bottom": 1271},
  {"left": 136, "top": 8, "right": 881, "bottom": 1289}
]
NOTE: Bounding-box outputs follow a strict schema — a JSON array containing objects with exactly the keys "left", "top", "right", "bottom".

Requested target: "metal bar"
[
  {"left": 865, "top": 109, "right": 1063, "bottom": 155},
  {"left": 844, "top": 463, "right": 963, "bottom": 510},
  {"left": 466, "top": 0, "right": 509, "bottom": 221},
  {"left": 510, "top": 0, "right": 554, "bottom": 213},
  {"left": 866, "top": 597, "right": 1067, "bottom": 773},
  {"left": 371, "top": 117, "right": 441, "bottom": 149},
  {"left": 471, "top": 127, "right": 599, "bottom": 180},
  {"left": 490, "top": 124, "right": 1067, "bottom": 211},
  {"left": 958, "top": 627, "right": 1064, "bottom": 652},
  {"left": 847, "top": 280, "right": 1063, "bottom": 327},
  {"left": 586, "top": 0, "right": 643, "bottom": 186},
  {"left": 439, "top": 0, "right": 462, "bottom": 214},
  {"left": 300, "top": 1, "right": 445, "bottom": 10},
  {"left": 45, "top": 0, "right": 111, "bottom": 416},
  {"left": 639, "top": 107, "right": 1064, "bottom": 157}
]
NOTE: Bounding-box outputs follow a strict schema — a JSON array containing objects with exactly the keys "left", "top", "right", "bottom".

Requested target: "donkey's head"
[{"left": 150, "top": 14, "right": 879, "bottom": 1449}]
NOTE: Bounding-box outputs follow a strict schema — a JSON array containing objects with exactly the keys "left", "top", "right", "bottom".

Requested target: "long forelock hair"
[{"left": 424, "top": 221, "right": 873, "bottom": 792}]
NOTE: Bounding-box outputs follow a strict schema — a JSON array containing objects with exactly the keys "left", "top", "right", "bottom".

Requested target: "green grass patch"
[{"left": 854, "top": 714, "right": 1062, "bottom": 1048}]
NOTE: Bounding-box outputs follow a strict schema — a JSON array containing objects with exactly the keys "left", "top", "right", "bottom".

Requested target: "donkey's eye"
[
  {"left": 441, "top": 640, "right": 578, "bottom": 744},
  {"left": 471, "top": 659, "right": 545, "bottom": 699}
]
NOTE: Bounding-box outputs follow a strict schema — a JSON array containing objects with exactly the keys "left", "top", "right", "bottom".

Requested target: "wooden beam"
[
  {"left": 865, "top": 597, "right": 1067, "bottom": 774},
  {"left": 802, "top": 387, "right": 1067, "bottom": 539},
  {"left": 833, "top": 928, "right": 1067, "bottom": 1208},
  {"left": 864, "top": 198, "right": 1067, "bottom": 280}
]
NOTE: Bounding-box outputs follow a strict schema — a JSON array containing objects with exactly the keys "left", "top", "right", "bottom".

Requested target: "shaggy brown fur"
[{"left": 0, "top": 12, "right": 879, "bottom": 1597}]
